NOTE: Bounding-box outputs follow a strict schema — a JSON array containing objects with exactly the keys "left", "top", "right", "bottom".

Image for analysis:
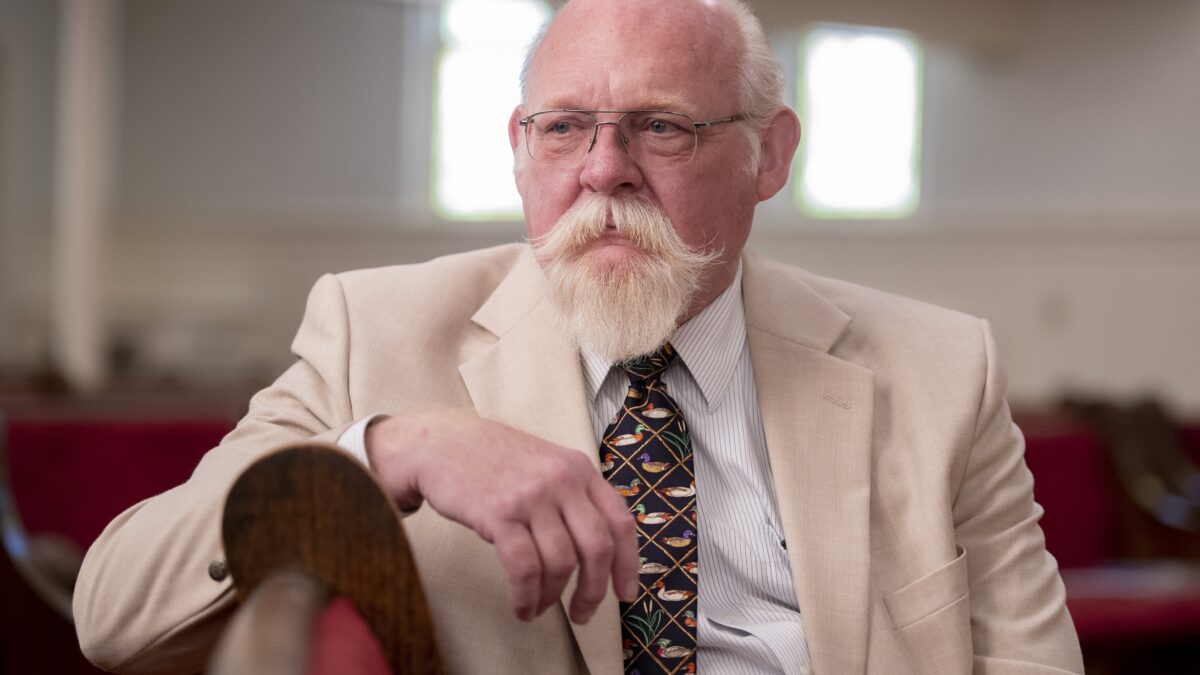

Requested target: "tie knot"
[{"left": 620, "top": 343, "right": 678, "bottom": 385}]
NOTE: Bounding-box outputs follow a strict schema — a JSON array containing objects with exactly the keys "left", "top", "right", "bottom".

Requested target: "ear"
[
  {"left": 755, "top": 107, "right": 802, "bottom": 202},
  {"left": 509, "top": 106, "right": 530, "bottom": 199},
  {"left": 508, "top": 106, "right": 524, "bottom": 154}
]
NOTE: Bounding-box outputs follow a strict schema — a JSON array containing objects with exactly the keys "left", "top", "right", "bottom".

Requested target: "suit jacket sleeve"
[
  {"left": 73, "top": 274, "right": 364, "bottom": 674},
  {"left": 957, "top": 320, "right": 1084, "bottom": 674}
]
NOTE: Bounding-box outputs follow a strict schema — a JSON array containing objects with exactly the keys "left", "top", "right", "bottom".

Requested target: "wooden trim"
[{"left": 219, "top": 442, "right": 444, "bottom": 674}]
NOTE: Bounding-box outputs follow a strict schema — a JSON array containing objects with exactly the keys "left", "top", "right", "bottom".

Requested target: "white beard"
[{"left": 531, "top": 194, "right": 719, "bottom": 363}]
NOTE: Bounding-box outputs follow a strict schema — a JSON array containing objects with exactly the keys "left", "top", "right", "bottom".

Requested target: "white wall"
[
  {"left": 117, "top": 0, "right": 436, "bottom": 226},
  {"left": 0, "top": 0, "right": 58, "bottom": 371},
  {"left": 920, "top": 0, "right": 1200, "bottom": 219},
  {"left": 750, "top": 0, "right": 1200, "bottom": 409},
  {"left": 2, "top": 0, "right": 1199, "bottom": 412}
]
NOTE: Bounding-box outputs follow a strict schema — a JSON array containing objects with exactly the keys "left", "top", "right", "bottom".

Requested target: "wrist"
[{"left": 366, "top": 415, "right": 427, "bottom": 513}]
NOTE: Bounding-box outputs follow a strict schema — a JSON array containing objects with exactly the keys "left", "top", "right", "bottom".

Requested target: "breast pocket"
[{"left": 882, "top": 546, "right": 972, "bottom": 674}]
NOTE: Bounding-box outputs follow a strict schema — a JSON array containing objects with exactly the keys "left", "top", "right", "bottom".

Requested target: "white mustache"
[
  {"left": 531, "top": 193, "right": 722, "bottom": 362},
  {"left": 531, "top": 194, "right": 703, "bottom": 263}
]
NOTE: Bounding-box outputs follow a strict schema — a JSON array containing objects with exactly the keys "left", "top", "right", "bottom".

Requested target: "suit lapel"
[
  {"left": 457, "top": 249, "right": 623, "bottom": 674},
  {"left": 743, "top": 251, "right": 874, "bottom": 675}
]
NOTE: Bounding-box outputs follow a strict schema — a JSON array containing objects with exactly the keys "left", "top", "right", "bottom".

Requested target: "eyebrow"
[{"left": 534, "top": 95, "right": 695, "bottom": 113}]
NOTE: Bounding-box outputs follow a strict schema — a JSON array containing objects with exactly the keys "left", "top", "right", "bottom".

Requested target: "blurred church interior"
[{"left": 1, "top": 0, "right": 1198, "bottom": 672}]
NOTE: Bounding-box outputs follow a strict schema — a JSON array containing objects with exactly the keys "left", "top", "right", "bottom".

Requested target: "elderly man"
[{"left": 75, "top": 0, "right": 1084, "bottom": 673}]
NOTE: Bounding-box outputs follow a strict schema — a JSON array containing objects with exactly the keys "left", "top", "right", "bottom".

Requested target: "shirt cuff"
[{"left": 336, "top": 413, "right": 390, "bottom": 468}]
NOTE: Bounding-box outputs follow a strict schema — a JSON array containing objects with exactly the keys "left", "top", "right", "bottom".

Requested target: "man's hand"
[{"left": 365, "top": 409, "right": 639, "bottom": 624}]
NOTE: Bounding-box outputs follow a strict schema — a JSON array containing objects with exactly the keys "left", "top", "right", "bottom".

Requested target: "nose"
[{"left": 579, "top": 120, "right": 644, "bottom": 195}]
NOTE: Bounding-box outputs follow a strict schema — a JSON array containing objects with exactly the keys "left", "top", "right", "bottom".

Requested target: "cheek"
[
  {"left": 656, "top": 172, "right": 757, "bottom": 251},
  {"left": 518, "top": 165, "right": 580, "bottom": 240}
]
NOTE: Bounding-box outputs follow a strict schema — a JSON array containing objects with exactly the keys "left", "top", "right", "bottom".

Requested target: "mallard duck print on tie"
[{"left": 601, "top": 343, "right": 697, "bottom": 674}]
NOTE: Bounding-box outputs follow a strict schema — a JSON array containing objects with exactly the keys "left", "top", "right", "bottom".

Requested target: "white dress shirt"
[{"left": 340, "top": 264, "right": 812, "bottom": 674}]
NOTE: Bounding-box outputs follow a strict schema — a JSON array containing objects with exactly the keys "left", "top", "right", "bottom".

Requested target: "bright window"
[
  {"left": 798, "top": 25, "right": 922, "bottom": 218},
  {"left": 433, "top": 0, "right": 550, "bottom": 220}
]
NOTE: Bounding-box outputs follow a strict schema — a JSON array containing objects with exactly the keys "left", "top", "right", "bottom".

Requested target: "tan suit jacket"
[{"left": 74, "top": 244, "right": 1083, "bottom": 674}]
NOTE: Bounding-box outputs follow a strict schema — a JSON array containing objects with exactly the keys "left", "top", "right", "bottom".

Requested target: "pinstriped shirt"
[{"left": 581, "top": 264, "right": 814, "bottom": 674}]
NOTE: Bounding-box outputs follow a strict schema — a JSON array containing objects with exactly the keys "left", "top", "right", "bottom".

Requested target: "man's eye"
[
  {"left": 646, "top": 118, "right": 682, "bottom": 134},
  {"left": 648, "top": 119, "right": 671, "bottom": 133},
  {"left": 543, "top": 118, "right": 587, "bottom": 135}
]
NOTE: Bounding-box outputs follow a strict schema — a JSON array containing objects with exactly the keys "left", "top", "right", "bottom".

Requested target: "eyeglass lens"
[{"left": 525, "top": 111, "right": 698, "bottom": 164}]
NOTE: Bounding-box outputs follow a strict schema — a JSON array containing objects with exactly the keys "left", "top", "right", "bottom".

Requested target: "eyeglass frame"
[{"left": 517, "top": 109, "right": 745, "bottom": 164}]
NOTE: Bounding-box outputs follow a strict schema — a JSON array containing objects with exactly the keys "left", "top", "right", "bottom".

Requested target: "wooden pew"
[{"left": 210, "top": 443, "right": 444, "bottom": 674}]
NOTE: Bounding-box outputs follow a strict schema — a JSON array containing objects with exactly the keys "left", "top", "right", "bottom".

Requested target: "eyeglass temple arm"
[{"left": 692, "top": 114, "right": 744, "bottom": 130}]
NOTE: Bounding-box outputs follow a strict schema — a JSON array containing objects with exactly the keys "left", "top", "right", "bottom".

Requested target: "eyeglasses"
[{"left": 518, "top": 109, "right": 744, "bottom": 166}]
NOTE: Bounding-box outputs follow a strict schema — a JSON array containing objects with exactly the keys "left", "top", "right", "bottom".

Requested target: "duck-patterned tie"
[{"left": 601, "top": 343, "right": 697, "bottom": 674}]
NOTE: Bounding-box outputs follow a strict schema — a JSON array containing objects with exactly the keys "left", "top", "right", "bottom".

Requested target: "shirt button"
[{"left": 208, "top": 559, "right": 228, "bottom": 581}]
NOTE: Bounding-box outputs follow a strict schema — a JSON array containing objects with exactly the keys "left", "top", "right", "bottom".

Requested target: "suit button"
[{"left": 208, "top": 559, "right": 228, "bottom": 581}]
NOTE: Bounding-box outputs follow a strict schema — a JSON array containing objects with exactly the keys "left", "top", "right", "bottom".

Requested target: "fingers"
[
  {"left": 590, "top": 476, "right": 640, "bottom": 603},
  {"left": 495, "top": 467, "right": 637, "bottom": 625},
  {"left": 560, "top": 495, "right": 617, "bottom": 623},
  {"left": 491, "top": 522, "right": 541, "bottom": 621},
  {"left": 528, "top": 509, "right": 580, "bottom": 617}
]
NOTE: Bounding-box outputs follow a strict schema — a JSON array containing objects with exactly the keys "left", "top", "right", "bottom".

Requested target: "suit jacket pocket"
[
  {"left": 882, "top": 546, "right": 972, "bottom": 674},
  {"left": 884, "top": 545, "right": 969, "bottom": 630}
]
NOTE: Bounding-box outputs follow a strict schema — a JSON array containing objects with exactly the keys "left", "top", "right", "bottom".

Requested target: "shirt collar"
[{"left": 580, "top": 262, "right": 746, "bottom": 411}]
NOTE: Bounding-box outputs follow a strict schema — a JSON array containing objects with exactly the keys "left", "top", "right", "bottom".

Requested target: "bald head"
[
  {"left": 524, "top": 0, "right": 738, "bottom": 111},
  {"left": 521, "top": 0, "right": 783, "bottom": 132}
]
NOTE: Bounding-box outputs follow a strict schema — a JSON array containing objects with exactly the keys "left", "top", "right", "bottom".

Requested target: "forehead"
[{"left": 526, "top": 0, "right": 741, "bottom": 113}]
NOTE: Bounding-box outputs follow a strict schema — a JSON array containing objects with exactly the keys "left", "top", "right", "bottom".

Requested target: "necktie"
[{"left": 601, "top": 343, "right": 697, "bottom": 674}]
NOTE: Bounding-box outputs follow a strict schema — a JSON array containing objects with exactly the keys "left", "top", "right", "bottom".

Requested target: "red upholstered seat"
[
  {"left": 1024, "top": 426, "right": 1123, "bottom": 568},
  {"left": 1068, "top": 595, "right": 1200, "bottom": 643},
  {"left": 1020, "top": 414, "right": 1200, "bottom": 673},
  {"left": 2, "top": 412, "right": 233, "bottom": 675},
  {"left": 310, "top": 597, "right": 393, "bottom": 675},
  {"left": 8, "top": 418, "right": 231, "bottom": 548}
]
